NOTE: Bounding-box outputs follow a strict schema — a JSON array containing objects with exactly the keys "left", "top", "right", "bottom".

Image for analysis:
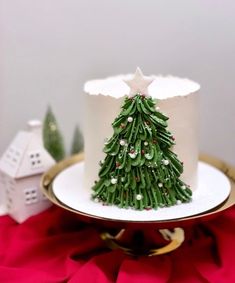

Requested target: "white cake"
[{"left": 84, "top": 74, "right": 200, "bottom": 193}]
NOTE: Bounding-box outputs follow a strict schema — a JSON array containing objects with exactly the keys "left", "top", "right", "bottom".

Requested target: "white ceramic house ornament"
[{"left": 0, "top": 120, "right": 55, "bottom": 223}]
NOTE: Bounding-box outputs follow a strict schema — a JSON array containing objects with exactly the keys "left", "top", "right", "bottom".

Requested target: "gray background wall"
[{"left": 0, "top": 0, "right": 234, "bottom": 164}]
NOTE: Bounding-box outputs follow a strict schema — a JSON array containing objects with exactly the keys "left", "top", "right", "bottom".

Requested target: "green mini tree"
[
  {"left": 70, "top": 125, "right": 84, "bottom": 155},
  {"left": 43, "top": 106, "right": 65, "bottom": 162},
  {"left": 92, "top": 68, "right": 192, "bottom": 210}
]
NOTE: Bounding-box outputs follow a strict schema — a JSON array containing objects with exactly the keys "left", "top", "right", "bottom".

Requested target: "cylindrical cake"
[{"left": 84, "top": 75, "right": 200, "bottom": 192}]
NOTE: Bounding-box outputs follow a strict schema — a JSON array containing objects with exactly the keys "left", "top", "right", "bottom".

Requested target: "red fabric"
[{"left": 0, "top": 206, "right": 235, "bottom": 283}]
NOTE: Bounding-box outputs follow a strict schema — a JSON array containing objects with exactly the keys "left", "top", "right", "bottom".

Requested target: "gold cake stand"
[{"left": 41, "top": 154, "right": 235, "bottom": 256}]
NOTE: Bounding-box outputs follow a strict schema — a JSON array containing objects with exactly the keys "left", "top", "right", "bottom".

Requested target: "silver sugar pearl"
[
  {"left": 136, "top": 194, "right": 143, "bottom": 200},
  {"left": 111, "top": 178, "right": 118, "bottom": 184}
]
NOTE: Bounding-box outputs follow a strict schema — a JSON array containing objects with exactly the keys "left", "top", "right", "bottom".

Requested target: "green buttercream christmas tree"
[
  {"left": 43, "top": 106, "right": 66, "bottom": 162},
  {"left": 92, "top": 68, "right": 192, "bottom": 210}
]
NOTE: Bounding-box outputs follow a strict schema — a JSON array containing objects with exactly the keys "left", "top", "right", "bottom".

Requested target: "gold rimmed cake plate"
[
  {"left": 41, "top": 153, "right": 234, "bottom": 228},
  {"left": 41, "top": 154, "right": 235, "bottom": 256}
]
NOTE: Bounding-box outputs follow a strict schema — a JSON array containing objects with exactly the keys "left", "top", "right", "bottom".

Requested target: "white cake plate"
[{"left": 52, "top": 160, "right": 230, "bottom": 222}]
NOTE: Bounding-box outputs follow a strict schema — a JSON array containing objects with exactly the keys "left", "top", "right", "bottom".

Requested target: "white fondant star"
[{"left": 124, "top": 67, "right": 154, "bottom": 97}]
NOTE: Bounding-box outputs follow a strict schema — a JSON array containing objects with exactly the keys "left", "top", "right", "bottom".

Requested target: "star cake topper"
[{"left": 124, "top": 67, "right": 154, "bottom": 97}]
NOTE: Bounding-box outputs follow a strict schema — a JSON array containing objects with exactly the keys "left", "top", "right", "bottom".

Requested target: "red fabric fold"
[
  {"left": 194, "top": 209, "right": 235, "bottom": 282},
  {"left": 69, "top": 250, "right": 125, "bottom": 283},
  {"left": 117, "top": 256, "right": 171, "bottom": 283},
  {"left": 0, "top": 205, "right": 235, "bottom": 283}
]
